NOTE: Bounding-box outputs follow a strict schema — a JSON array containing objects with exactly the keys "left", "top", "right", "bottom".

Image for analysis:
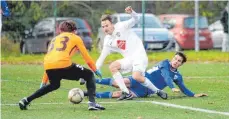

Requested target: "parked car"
[
  {"left": 208, "top": 20, "right": 224, "bottom": 49},
  {"left": 97, "top": 13, "right": 175, "bottom": 52},
  {"left": 159, "top": 14, "right": 213, "bottom": 50},
  {"left": 20, "top": 17, "right": 93, "bottom": 54}
]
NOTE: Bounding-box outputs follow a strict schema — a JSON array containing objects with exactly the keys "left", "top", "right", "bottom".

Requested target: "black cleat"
[
  {"left": 79, "top": 78, "right": 86, "bottom": 85},
  {"left": 117, "top": 92, "right": 134, "bottom": 101},
  {"left": 156, "top": 90, "right": 168, "bottom": 100},
  {"left": 19, "top": 97, "right": 30, "bottom": 110},
  {"left": 88, "top": 102, "right": 105, "bottom": 111}
]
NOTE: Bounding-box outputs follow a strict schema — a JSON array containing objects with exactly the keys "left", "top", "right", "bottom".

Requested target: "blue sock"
[
  {"left": 95, "top": 78, "right": 113, "bottom": 86},
  {"left": 96, "top": 92, "right": 112, "bottom": 98}
]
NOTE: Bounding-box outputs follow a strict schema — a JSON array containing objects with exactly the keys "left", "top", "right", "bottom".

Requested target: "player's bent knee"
[
  {"left": 132, "top": 74, "right": 144, "bottom": 83},
  {"left": 50, "top": 84, "right": 60, "bottom": 90},
  {"left": 132, "top": 73, "right": 141, "bottom": 80},
  {"left": 109, "top": 62, "right": 121, "bottom": 73},
  {"left": 83, "top": 70, "right": 94, "bottom": 81}
]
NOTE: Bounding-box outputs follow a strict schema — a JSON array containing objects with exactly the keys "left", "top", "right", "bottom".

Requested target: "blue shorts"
[{"left": 128, "top": 76, "right": 155, "bottom": 97}]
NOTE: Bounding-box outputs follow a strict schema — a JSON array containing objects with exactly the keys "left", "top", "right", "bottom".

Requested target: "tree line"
[{"left": 2, "top": 1, "right": 227, "bottom": 41}]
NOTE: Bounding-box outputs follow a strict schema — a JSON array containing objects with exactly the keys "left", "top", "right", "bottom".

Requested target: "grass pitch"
[{"left": 1, "top": 62, "right": 229, "bottom": 119}]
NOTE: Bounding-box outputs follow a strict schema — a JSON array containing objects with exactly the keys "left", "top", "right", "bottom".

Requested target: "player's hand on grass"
[
  {"left": 194, "top": 93, "right": 208, "bottom": 97},
  {"left": 125, "top": 6, "right": 132, "bottom": 14},
  {"left": 172, "top": 88, "right": 180, "bottom": 93},
  {"left": 95, "top": 70, "right": 102, "bottom": 79},
  {"left": 40, "top": 82, "right": 47, "bottom": 88}
]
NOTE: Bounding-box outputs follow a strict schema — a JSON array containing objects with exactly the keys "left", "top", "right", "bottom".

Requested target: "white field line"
[{"left": 1, "top": 100, "right": 229, "bottom": 116}]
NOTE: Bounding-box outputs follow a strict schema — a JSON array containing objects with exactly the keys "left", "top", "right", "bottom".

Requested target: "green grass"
[
  {"left": 1, "top": 62, "right": 229, "bottom": 119},
  {"left": 1, "top": 50, "right": 229, "bottom": 64}
]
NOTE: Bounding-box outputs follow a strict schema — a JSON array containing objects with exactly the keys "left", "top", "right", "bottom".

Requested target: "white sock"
[
  {"left": 141, "top": 77, "right": 159, "bottom": 92},
  {"left": 113, "top": 72, "right": 129, "bottom": 94}
]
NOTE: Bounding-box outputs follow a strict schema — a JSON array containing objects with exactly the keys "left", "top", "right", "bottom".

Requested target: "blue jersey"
[
  {"left": 1, "top": 0, "right": 10, "bottom": 17},
  {"left": 129, "top": 59, "right": 195, "bottom": 97}
]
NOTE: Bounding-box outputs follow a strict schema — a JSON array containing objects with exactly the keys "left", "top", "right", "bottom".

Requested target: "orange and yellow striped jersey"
[{"left": 42, "top": 32, "right": 96, "bottom": 84}]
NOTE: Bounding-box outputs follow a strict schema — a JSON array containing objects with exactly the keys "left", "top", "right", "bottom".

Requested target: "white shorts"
[{"left": 117, "top": 57, "right": 148, "bottom": 75}]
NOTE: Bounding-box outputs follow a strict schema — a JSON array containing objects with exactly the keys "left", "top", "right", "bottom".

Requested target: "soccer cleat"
[
  {"left": 88, "top": 102, "right": 105, "bottom": 111},
  {"left": 79, "top": 78, "right": 86, "bottom": 85},
  {"left": 156, "top": 90, "right": 168, "bottom": 100},
  {"left": 19, "top": 97, "right": 30, "bottom": 110},
  {"left": 117, "top": 92, "right": 134, "bottom": 101}
]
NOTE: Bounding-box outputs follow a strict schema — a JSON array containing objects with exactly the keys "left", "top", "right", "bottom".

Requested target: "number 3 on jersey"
[{"left": 48, "top": 36, "right": 69, "bottom": 52}]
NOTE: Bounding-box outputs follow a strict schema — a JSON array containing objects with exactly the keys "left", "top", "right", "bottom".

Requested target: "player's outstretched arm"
[
  {"left": 175, "top": 77, "right": 207, "bottom": 98},
  {"left": 125, "top": 6, "right": 133, "bottom": 14},
  {"left": 175, "top": 80, "right": 195, "bottom": 97},
  {"left": 122, "top": 6, "right": 139, "bottom": 29},
  {"left": 75, "top": 37, "right": 102, "bottom": 78},
  {"left": 96, "top": 37, "right": 110, "bottom": 70},
  {"left": 78, "top": 44, "right": 96, "bottom": 71},
  {"left": 194, "top": 93, "right": 208, "bottom": 97}
]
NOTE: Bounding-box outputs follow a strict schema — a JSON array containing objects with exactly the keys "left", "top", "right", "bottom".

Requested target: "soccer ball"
[{"left": 68, "top": 88, "right": 84, "bottom": 104}]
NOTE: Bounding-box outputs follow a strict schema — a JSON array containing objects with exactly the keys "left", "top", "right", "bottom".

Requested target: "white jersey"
[{"left": 96, "top": 11, "right": 148, "bottom": 70}]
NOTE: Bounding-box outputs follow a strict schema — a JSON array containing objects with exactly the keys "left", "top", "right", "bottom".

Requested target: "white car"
[
  {"left": 208, "top": 20, "right": 224, "bottom": 49},
  {"left": 96, "top": 13, "right": 175, "bottom": 52}
]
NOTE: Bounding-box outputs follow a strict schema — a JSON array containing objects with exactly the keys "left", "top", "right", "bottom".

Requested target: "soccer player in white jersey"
[{"left": 96, "top": 6, "right": 167, "bottom": 100}]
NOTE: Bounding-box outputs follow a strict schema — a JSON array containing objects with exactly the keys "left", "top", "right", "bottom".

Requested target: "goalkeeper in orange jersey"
[{"left": 19, "top": 20, "right": 105, "bottom": 111}]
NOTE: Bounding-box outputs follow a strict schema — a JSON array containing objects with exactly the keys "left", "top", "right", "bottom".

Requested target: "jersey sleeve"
[
  {"left": 41, "top": 72, "right": 49, "bottom": 84},
  {"left": 96, "top": 37, "right": 111, "bottom": 70},
  {"left": 158, "top": 60, "right": 175, "bottom": 89},
  {"left": 174, "top": 74, "right": 195, "bottom": 97},
  {"left": 160, "top": 68, "right": 175, "bottom": 89},
  {"left": 120, "top": 10, "right": 139, "bottom": 29},
  {"left": 75, "top": 36, "right": 97, "bottom": 72}
]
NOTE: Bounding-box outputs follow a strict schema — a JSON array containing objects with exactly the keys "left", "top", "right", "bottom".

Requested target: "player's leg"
[
  {"left": 96, "top": 92, "right": 113, "bottom": 98},
  {"left": 132, "top": 61, "right": 168, "bottom": 99},
  {"left": 19, "top": 69, "right": 62, "bottom": 110},
  {"left": 109, "top": 60, "right": 133, "bottom": 100},
  {"left": 62, "top": 63, "right": 105, "bottom": 110},
  {"left": 109, "top": 60, "right": 129, "bottom": 93},
  {"left": 92, "top": 90, "right": 137, "bottom": 98},
  {"left": 129, "top": 76, "right": 154, "bottom": 98},
  {"left": 95, "top": 77, "right": 113, "bottom": 86},
  {"left": 84, "top": 91, "right": 112, "bottom": 98},
  {"left": 113, "top": 77, "right": 131, "bottom": 88},
  {"left": 95, "top": 77, "right": 131, "bottom": 88},
  {"left": 112, "top": 91, "right": 137, "bottom": 98}
]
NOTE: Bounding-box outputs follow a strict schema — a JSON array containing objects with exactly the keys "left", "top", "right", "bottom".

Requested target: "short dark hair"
[
  {"left": 100, "top": 14, "right": 112, "bottom": 22},
  {"left": 59, "top": 20, "right": 77, "bottom": 32},
  {"left": 175, "top": 52, "right": 187, "bottom": 63}
]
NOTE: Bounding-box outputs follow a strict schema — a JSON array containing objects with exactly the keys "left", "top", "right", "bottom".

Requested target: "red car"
[{"left": 159, "top": 14, "right": 213, "bottom": 50}]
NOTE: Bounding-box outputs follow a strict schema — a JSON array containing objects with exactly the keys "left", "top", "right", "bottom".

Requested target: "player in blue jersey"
[
  {"left": 1, "top": 0, "right": 10, "bottom": 33},
  {"left": 85, "top": 52, "right": 207, "bottom": 99}
]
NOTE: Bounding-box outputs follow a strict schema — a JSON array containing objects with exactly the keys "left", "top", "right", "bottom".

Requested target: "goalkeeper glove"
[
  {"left": 40, "top": 82, "right": 47, "bottom": 88},
  {"left": 94, "top": 70, "right": 102, "bottom": 79}
]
